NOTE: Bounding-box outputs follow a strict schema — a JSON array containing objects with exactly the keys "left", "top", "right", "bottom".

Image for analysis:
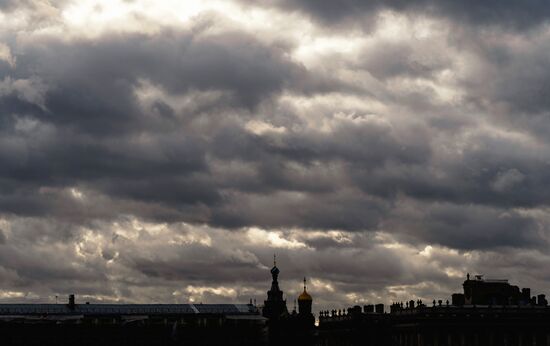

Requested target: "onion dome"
[
  {"left": 271, "top": 254, "right": 280, "bottom": 276},
  {"left": 298, "top": 277, "right": 312, "bottom": 301},
  {"left": 271, "top": 265, "right": 280, "bottom": 275}
]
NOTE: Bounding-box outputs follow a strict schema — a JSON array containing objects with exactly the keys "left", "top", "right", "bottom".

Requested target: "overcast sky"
[{"left": 2, "top": 0, "right": 550, "bottom": 314}]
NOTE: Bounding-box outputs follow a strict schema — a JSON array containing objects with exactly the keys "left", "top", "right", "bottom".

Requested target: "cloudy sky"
[{"left": 2, "top": 0, "right": 550, "bottom": 314}]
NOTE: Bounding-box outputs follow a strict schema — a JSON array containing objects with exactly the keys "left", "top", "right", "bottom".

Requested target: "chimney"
[
  {"left": 538, "top": 294, "right": 547, "bottom": 306},
  {"left": 68, "top": 294, "right": 76, "bottom": 310},
  {"left": 375, "top": 304, "right": 384, "bottom": 314}
]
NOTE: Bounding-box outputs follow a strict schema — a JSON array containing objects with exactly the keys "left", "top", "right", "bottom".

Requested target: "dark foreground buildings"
[
  {"left": 318, "top": 274, "right": 550, "bottom": 346},
  {"left": 0, "top": 297, "right": 266, "bottom": 345},
  {"left": 262, "top": 257, "right": 316, "bottom": 345},
  {"left": 3, "top": 269, "right": 550, "bottom": 345}
]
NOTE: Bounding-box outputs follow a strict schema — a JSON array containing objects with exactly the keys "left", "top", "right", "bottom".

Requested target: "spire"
[
  {"left": 304, "top": 277, "right": 307, "bottom": 291},
  {"left": 268, "top": 254, "right": 282, "bottom": 298},
  {"left": 263, "top": 255, "right": 288, "bottom": 319},
  {"left": 270, "top": 254, "right": 280, "bottom": 279}
]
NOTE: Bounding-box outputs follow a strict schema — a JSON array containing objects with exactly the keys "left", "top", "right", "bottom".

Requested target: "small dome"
[{"left": 298, "top": 289, "right": 312, "bottom": 301}]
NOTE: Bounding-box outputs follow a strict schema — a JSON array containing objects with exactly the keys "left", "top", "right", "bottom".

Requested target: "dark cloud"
[
  {"left": 447, "top": 32, "right": 550, "bottom": 140},
  {"left": 386, "top": 201, "right": 545, "bottom": 250},
  {"left": 3, "top": 25, "right": 550, "bottom": 234},
  {"left": 252, "top": 0, "right": 550, "bottom": 31},
  {"left": 0, "top": 0, "right": 21, "bottom": 11},
  {"left": 0, "top": 26, "right": 306, "bottom": 220},
  {"left": 13, "top": 29, "right": 304, "bottom": 134},
  {"left": 0, "top": 0, "right": 66, "bottom": 10},
  {"left": 210, "top": 190, "right": 387, "bottom": 231}
]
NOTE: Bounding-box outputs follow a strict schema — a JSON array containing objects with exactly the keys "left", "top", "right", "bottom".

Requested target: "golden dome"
[
  {"left": 298, "top": 277, "right": 312, "bottom": 301},
  {"left": 298, "top": 289, "right": 312, "bottom": 301}
]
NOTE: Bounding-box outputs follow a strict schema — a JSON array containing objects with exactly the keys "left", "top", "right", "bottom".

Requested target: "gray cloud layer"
[{"left": 2, "top": 0, "right": 550, "bottom": 313}]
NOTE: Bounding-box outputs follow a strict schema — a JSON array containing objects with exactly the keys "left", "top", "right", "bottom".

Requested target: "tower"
[
  {"left": 296, "top": 276, "right": 315, "bottom": 334},
  {"left": 298, "top": 277, "right": 313, "bottom": 316},
  {"left": 263, "top": 255, "right": 288, "bottom": 320}
]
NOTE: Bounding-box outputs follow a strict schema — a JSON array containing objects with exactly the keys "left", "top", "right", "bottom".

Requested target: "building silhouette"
[
  {"left": 261, "top": 256, "right": 316, "bottom": 345},
  {"left": 298, "top": 277, "right": 314, "bottom": 324},
  {"left": 262, "top": 255, "right": 288, "bottom": 321},
  {"left": 318, "top": 274, "right": 550, "bottom": 346},
  {"left": 0, "top": 296, "right": 266, "bottom": 345}
]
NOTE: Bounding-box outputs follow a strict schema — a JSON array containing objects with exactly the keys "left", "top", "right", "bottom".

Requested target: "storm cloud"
[
  {"left": 1, "top": 0, "right": 550, "bottom": 314},
  {"left": 252, "top": 0, "right": 550, "bottom": 31}
]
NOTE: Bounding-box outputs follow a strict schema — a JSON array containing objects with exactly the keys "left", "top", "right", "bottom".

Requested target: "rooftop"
[{"left": 0, "top": 303, "right": 258, "bottom": 316}]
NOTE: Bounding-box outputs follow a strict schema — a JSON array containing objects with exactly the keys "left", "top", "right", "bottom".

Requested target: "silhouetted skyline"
[
  {"left": 1, "top": 0, "right": 550, "bottom": 316},
  {"left": 1, "top": 266, "right": 549, "bottom": 345}
]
